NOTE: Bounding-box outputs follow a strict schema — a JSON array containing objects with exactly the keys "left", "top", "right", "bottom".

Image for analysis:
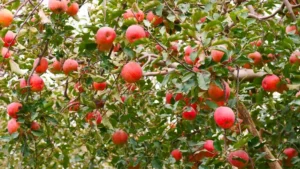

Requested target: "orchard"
[{"left": 1, "top": 0, "right": 300, "bottom": 168}]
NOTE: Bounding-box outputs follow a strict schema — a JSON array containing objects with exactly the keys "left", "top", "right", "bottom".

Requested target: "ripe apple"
[
  {"left": 125, "top": 25, "right": 146, "bottom": 43},
  {"left": 3, "top": 31, "right": 16, "bottom": 47},
  {"left": 48, "top": 0, "right": 68, "bottom": 13},
  {"left": 95, "top": 27, "right": 116, "bottom": 44},
  {"left": 31, "top": 121, "right": 41, "bottom": 131},
  {"left": 289, "top": 51, "right": 300, "bottom": 64},
  {"left": 286, "top": 25, "right": 298, "bottom": 34},
  {"left": 85, "top": 111, "right": 102, "bottom": 125},
  {"left": 123, "top": 9, "right": 144, "bottom": 22},
  {"left": 1, "top": 47, "right": 12, "bottom": 58},
  {"left": 112, "top": 130, "right": 128, "bottom": 145},
  {"left": 7, "top": 102, "right": 22, "bottom": 118},
  {"left": 243, "top": 63, "right": 251, "bottom": 69},
  {"left": 29, "top": 74, "right": 44, "bottom": 92},
  {"left": 66, "top": 3, "right": 79, "bottom": 16},
  {"left": 211, "top": 50, "right": 225, "bottom": 62},
  {"left": 175, "top": 93, "right": 183, "bottom": 101},
  {"left": 7, "top": 118, "right": 19, "bottom": 134},
  {"left": 250, "top": 39, "right": 262, "bottom": 47},
  {"left": 34, "top": 57, "right": 48, "bottom": 74},
  {"left": 155, "top": 44, "right": 163, "bottom": 52},
  {"left": 51, "top": 59, "right": 62, "bottom": 73},
  {"left": 0, "top": 9, "right": 13, "bottom": 27},
  {"left": 248, "top": 51, "right": 262, "bottom": 65},
  {"left": 93, "top": 82, "right": 107, "bottom": 91},
  {"left": 121, "top": 62, "right": 143, "bottom": 83},
  {"left": 200, "top": 17, "right": 206, "bottom": 23},
  {"left": 146, "top": 11, "right": 163, "bottom": 26},
  {"left": 228, "top": 150, "right": 249, "bottom": 168},
  {"left": 97, "top": 43, "right": 113, "bottom": 52},
  {"left": 171, "top": 149, "right": 182, "bottom": 161},
  {"left": 208, "top": 81, "right": 230, "bottom": 102},
  {"left": 214, "top": 106, "right": 235, "bottom": 129},
  {"left": 283, "top": 148, "right": 298, "bottom": 159},
  {"left": 182, "top": 107, "right": 197, "bottom": 120},
  {"left": 203, "top": 140, "right": 218, "bottom": 157},
  {"left": 63, "top": 59, "right": 78, "bottom": 75},
  {"left": 165, "top": 93, "right": 173, "bottom": 104},
  {"left": 20, "top": 78, "right": 27, "bottom": 93},
  {"left": 262, "top": 74, "right": 280, "bottom": 92},
  {"left": 68, "top": 100, "right": 80, "bottom": 111},
  {"left": 121, "top": 96, "right": 126, "bottom": 103},
  {"left": 75, "top": 82, "right": 84, "bottom": 93},
  {"left": 113, "top": 43, "right": 121, "bottom": 52}
]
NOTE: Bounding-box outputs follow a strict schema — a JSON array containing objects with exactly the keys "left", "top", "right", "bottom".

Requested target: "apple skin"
[
  {"left": 211, "top": 50, "right": 225, "bottom": 62},
  {"left": 63, "top": 59, "right": 78, "bottom": 75},
  {"left": 174, "top": 93, "right": 183, "bottom": 101},
  {"left": 51, "top": 59, "right": 62, "bottom": 73},
  {"left": 34, "top": 57, "right": 48, "bottom": 74},
  {"left": 165, "top": 92, "right": 173, "bottom": 104},
  {"left": 250, "top": 39, "right": 262, "bottom": 47},
  {"left": 203, "top": 140, "right": 218, "bottom": 157},
  {"left": 31, "top": 121, "right": 40, "bottom": 131},
  {"left": 248, "top": 51, "right": 262, "bottom": 65},
  {"left": 262, "top": 74, "right": 280, "bottom": 92},
  {"left": 0, "top": 9, "right": 13, "bottom": 27},
  {"left": 200, "top": 17, "right": 206, "bottom": 23},
  {"left": 95, "top": 27, "right": 116, "bottom": 45},
  {"left": 125, "top": 25, "right": 146, "bottom": 43},
  {"left": 75, "top": 82, "right": 84, "bottom": 93},
  {"left": 121, "top": 96, "right": 126, "bottom": 103},
  {"left": 68, "top": 100, "right": 80, "bottom": 111},
  {"left": 66, "top": 3, "right": 79, "bottom": 16},
  {"left": 171, "top": 149, "right": 182, "bottom": 161},
  {"left": 7, "top": 102, "right": 22, "bottom": 118},
  {"left": 93, "top": 82, "right": 107, "bottom": 91},
  {"left": 146, "top": 11, "right": 163, "bottom": 26},
  {"left": 20, "top": 78, "right": 27, "bottom": 93},
  {"left": 113, "top": 43, "right": 121, "bottom": 52},
  {"left": 182, "top": 107, "right": 197, "bottom": 120},
  {"left": 97, "top": 43, "right": 113, "bottom": 52},
  {"left": 214, "top": 106, "right": 235, "bottom": 129},
  {"left": 112, "top": 130, "right": 128, "bottom": 145},
  {"left": 1, "top": 47, "right": 12, "bottom": 58},
  {"left": 48, "top": 0, "right": 68, "bottom": 13},
  {"left": 286, "top": 25, "right": 298, "bottom": 34},
  {"left": 3, "top": 31, "right": 16, "bottom": 47},
  {"left": 85, "top": 111, "right": 102, "bottom": 125},
  {"left": 283, "top": 148, "right": 298, "bottom": 167},
  {"left": 208, "top": 81, "right": 230, "bottom": 102},
  {"left": 155, "top": 44, "right": 163, "bottom": 52},
  {"left": 289, "top": 51, "right": 300, "bottom": 64},
  {"left": 123, "top": 9, "right": 144, "bottom": 22},
  {"left": 228, "top": 150, "right": 249, "bottom": 168},
  {"left": 7, "top": 118, "right": 20, "bottom": 134},
  {"left": 30, "top": 74, "right": 44, "bottom": 92},
  {"left": 121, "top": 62, "right": 143, "bottom": 83},
  {"left": 184, "top": 46, "right": 199, "bottom": 65}
]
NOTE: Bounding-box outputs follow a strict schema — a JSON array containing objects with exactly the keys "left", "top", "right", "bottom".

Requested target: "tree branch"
[
  {"left": 283, "top": 0, "right": 296, "bottom": 20},
  {"left": 248, "top": 3, "right": 285, "bottom": 20}
]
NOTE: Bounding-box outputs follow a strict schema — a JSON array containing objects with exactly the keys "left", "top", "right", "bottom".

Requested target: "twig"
[
  {"left": 64, "top": 77, "right": 70, "bottom": 100},
  {"left": 13, "top": 0, "right": 29, "bottom": 18},
  {"left": 248, "top": 3, "right": 285, "bottom": 20},
  {"left": 283, "top": 0, "right": 296, "bottom": 21},
  {"left": 143, "top": 69, "right": 176, "bottom": 76},
  {"left": 163, "top": 0, "right": 182, "bottom": 22},
  {"left": 236, "top": 66, "right": 241, "bottom": 134}
]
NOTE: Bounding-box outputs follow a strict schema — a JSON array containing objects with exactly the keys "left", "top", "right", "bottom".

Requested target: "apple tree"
[{"left": 0, "top": 0, "right": 300, "bottom": 168}]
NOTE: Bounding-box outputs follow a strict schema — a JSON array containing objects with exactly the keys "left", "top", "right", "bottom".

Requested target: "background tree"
[{"left": 0, "top": 0, "right": 299, "bottom": 168}]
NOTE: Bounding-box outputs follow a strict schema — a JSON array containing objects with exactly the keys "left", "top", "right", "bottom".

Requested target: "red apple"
[
  {"left": 113, "top": 43, "right": 121, "bottom": 52},
  {"left": 289, "top": 51, "right": 300, "bottom": 64},
  {"left": 175, "top": 93, "right": 183, "bottom": 101},
  {"left": 66, "top": 3, "right": 79, "bottom": 16},
  {"left": 34, "top": 57, "right": 48, "bottom": 74},
  {"left": 228, "top": 150, "right": 249, "bottom": 168},
  {"left": 121, "top": 96, "right": 126, "bottom": 103},
  {"left": 121, "top": 62, "right": 143, "bottom": 83},
  {"left": 112, "top": 130, "right": 128, "bottom": 145},
  {"left": 93, "top": 82, "right": 107, "bottom": 91},
  {"left": 203, "top": 140, "right": 218, "bottom": 157},
  {"left": 146, "top": 11, "right": 163, "bottom": 26},
  {"left": 250, "top": 39, "right": 262, "bottom": 47},
  {"left": 126, "top": 83, "right": 137, "bottom": 91},
  {"left": 75, "top": 82, "right": 84, "bottom": 93},
  {"left": 3, "top": 31, "right": 16, "bottom": 47},
  {"left": 31, "top": 121, "right": 40, "bottom": 131},
  {"left": 125, "top": 25, "right": 146, "bottom": 43},
  {"left": 155, "top": 44, "right": 163, "bottom": 52},
  {"left": 214, "top": 106, "right": 235, "bottom": 129},
  {"left": 0, "top": 9, "right": 13, "bottom": 27},
  {"left": 262, "top": 74, "right": 280, "bottom": 92},
  {"left": 296, "top": 91, "right": 300, "bottom": 97},
  {"left": 68, "top": 100, "right": 80, "bottom": 111},
  {"left": 208, "top": 81, "right": 230, "bottom": 102},
  {"left": 211, "top": 50, "right": 225, "bottom": 62},
  {"left": 182, "top": 107, "right": 197, "bottom": 120},
  {"left": 283, "top": 148, "right": 298, "bottom": 159},
  {"left": 95, "top": 27, "right": 116, "bottom": 45},
  {"left": 123, "top": 9, "right": 144, "bottom": 22},
  {"left": 165, "top": 92, "right": 173, "bottom": 104},
  {"left": 85, "top": 111, "right": 102, "bottom": 125},
  {"left": 200, "top": 17, "right": 206, "bottom": 23},
  {"left": 97, "top": 43, "right": 113, "bottom": 52},
  {"left": 63, "top": 59, "right": 78, "bottom": 75},
  {"left": 51, "top": 59, "right": 62, "bottom": 73},
  {"left": 48, "top": 0, "right": 68, "bottom": 13},
  {"left": 7, "top": 118, "right": 19, "bottom": 134},
  {"left": 20, "top": 78, "right": 27, "bottom": 93},
  {"left": 7, "top": 102, "right": 22, "bottom": 118},
  {"left": 286, "top": 25, "right": 298, "bottom": 34},
  {"left": 171, "top": 149, "right": 182, "bottom": 161},
  {"left": 1, "top": 47, "right": 12, "bottom": 58},
  {"left": 29, "top": 74, "right": 44, "bottom": 92},
  {"left": 248, "top": 51, "right": 262, "bottom": 65}
]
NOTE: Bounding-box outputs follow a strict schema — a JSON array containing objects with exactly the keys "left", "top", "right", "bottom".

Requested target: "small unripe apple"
[
  {"left": 203, "top": 140, "right": 218, "bottom": 157},
  {"left": 29, "top": 74, "right": 44, "bottom": 92},
  {"left": 85, "top": 111, "right": 102, "bottom": 125},
  {"left": 34, "top": 57, "right": 48, "bottom": 74},
  {"left": 0, "top": 9, "right": 13, "bottom": 27},
  {"left": 248, "top": 51, "right": 262, "bottom": 65},
  {"left": 262, "top": 74, "right": 280, "bottom": 92},
  {"left": 146, "top": 11, "right": 163, "bottom": 26},
  {"left": 112, "top": 130, "right": 128, "bottom": 145},
  {"left": 211, "top": 50, "right": 225, "bottom": 62},
  {"left": 1, "top": 47, "right": 12, "bottom": 58},
  {"left": 228, "top": 150, "right": 249, "bottom": 168},
  {"left": 125, "top": 25, "right": 146, "bottom": 43},
  {"left": 171, "top": 149, "right": 182, "bottom": 161},
  {"left": 95, "top": 27, "right": 116, "bottom": 45},
  {"left": 66, "top": 3, "right": 79, "bottom": 16},
  {"left": 7, "top": 102, "right": 22, "bottom": 118},
  {"left": 121, "top": 62, "right": 143, "bottom": 83},
  {"left": 75, "top": 82, "right": 84, "bottom": 93},
  {"left": 31, "top": 121, "right": 41, "bottom": 131},
  {"left": 123, "top": 9, "right": 144, "bottom": 22},
  {"left": 3, "top": 31, "right": 16, "bottom": 47},
  {"left": 286, "top": 25, "right": 298, "bottom": 34},
  {"left": 63, "top": 59, "right": 78, "bottom": 75},
  {"left": 208, "top": 81, "right": 230, "bottom": 102},
  {"left": 182, "top": 107, "right": 197, "bottom": 120},
  {"left": 48, "top": 0, "right": 68, "bottom": 13},
  {"left": 214, "top": 106, "right": 235, "bottom": 129},
  {"left": 93, "top": 82, "right": 107, "bottom": 91},
  {"left": 7, "top": 118, "right": 20, "bottom": 134}
]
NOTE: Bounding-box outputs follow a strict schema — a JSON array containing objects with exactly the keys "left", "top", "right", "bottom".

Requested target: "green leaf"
[
  {"left": 31, "top": 111, "right": 39, "bottom": 121},
  {"left": 151, "top": 157, "right": 163, "bottom": 169},
  {"left": 123, "top": 47, "right": 135, "bottom": 59},
  {"left": 213, "top": 139, "right": 222, "bottom": 152},
  {"left": 196, "top": 73, "right": 210, "bottom": 90},
  {"left": 31, "top": 130, "right": 44, "bottom": 137}
]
